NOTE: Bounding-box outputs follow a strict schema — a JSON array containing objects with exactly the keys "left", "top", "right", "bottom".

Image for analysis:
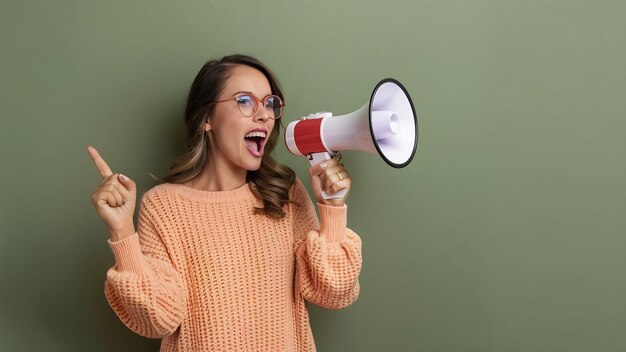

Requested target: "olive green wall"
[{"left": 1, "top": 1, "right": 625, "bottom": 351}]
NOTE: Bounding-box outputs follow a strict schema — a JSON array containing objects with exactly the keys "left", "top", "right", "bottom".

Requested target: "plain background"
[{"left": 1, "top": 1, "right": 625, "bottom": 351}]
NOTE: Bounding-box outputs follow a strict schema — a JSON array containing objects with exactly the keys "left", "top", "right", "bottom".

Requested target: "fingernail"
[
  {"left": 119, "top": 174, "right": 127, "bottom": 181},
  {"left": 321, "top": 162, "right": 328, "bottom": 168}
]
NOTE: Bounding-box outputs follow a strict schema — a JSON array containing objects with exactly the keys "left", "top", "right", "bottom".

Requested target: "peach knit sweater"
[{"left": 104, "top": 178, "right": 362, "bottom": 351}]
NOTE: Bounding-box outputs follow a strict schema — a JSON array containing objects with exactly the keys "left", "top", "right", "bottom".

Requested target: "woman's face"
[{"left": 204, "top": 65, "right": 276, "bottom": 171}]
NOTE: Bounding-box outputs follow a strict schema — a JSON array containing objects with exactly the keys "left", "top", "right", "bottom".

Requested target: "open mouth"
[{"left": 244, "top": 130, "right": 267, "bottom": 157}]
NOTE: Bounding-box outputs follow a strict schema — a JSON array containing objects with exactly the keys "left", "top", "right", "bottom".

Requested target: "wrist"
[
  {"left": 108, "top": 224, "right": 136, "bottom": 242},
  {"left": 318, "top": 198, "right": 346, "bottom": 207},
  {"left": 317, "top": 202, "right": 348, "bottom": 242}
]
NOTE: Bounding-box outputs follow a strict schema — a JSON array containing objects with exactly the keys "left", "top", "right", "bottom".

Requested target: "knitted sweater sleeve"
[
  {"left": 103, "top": 194, "right": 188, "bottom": 338},
  {"left": 292, "top": 178, "right": 362, "bottom": 309}
]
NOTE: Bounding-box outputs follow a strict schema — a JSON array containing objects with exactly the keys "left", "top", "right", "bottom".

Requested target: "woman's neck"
[{"left": 185, "top": 156, "right": 247, "bottom": 192}]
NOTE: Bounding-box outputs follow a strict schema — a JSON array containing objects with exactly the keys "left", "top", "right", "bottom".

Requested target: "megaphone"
[{"left": 285, "top": 78, "right": 418, "bottom": 199}]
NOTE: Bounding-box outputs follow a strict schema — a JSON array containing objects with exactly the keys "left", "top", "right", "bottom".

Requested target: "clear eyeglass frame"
[{"left": 208, "top": 93, "right": 284, "bottom": 120}]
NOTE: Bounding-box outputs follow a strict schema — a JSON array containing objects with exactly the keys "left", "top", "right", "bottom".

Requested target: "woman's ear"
[{"left": 204, "top": 119, "right": 211, "bottom": 132}]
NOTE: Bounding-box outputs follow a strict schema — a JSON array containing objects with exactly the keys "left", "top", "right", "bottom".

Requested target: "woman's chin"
[{"left": 243, "top": 160, "right": 263, "bottom": 172}]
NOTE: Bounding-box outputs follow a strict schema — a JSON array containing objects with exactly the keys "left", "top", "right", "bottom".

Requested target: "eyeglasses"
[{"left": 209, "top": 93, "right": 284, "bottom": 120}]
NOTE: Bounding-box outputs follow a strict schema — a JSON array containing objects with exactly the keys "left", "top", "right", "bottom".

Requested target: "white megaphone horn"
[{"left": 285, "top": 78, "right": 419, "bottom": 199}]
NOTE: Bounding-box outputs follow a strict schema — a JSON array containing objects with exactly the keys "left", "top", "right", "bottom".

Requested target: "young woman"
[{"left": 88, "top": 54, "right": 362, "bottom": 351}]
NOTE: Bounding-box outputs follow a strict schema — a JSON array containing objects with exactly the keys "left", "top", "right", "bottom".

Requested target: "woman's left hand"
[{"left": 309, "top": 155, "right": 352, "bottom": 207}]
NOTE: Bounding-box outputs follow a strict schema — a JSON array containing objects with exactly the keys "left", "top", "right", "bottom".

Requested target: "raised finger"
[{"left": 87, "top": 145, "right": 113, "bottom": 178}]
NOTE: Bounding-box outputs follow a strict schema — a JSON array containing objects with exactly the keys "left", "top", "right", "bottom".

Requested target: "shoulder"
[
  {"left": 143, "top": 182, "right": 176, "bottom": 199},
  {"left": 144, "top": 182, "right": 175, "bottom": 197},
  {"left": 289, "top": 177, "right": 307, "bottom": 197},
  {"left": 289, "top": 176, "right": 314, "bottom": 208},
  {"left": 139, "top": 183, "right": 180, "bottom": 211}
]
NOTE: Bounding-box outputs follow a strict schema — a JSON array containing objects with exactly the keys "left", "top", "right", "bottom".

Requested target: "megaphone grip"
[
  {"left": 322, "top": 189, "right": 348, "bottom": 200},
  {"left": 308, "top": 152, "right": 348, "bottom": 200}
]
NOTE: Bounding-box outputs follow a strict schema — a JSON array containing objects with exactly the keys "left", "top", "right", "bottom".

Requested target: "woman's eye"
[
  {"left": 266, "top": 97, "right": 278, "bottom": 108},
  {"left": 236, "top": 96, "right": 254, "bottom": 106}
]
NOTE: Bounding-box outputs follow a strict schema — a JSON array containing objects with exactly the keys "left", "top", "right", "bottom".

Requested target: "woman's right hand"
[{"left": 87, "top": 145, "right": 137, "bottom": 242}]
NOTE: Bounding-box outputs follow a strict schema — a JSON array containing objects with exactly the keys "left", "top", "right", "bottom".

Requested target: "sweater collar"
[{"left": 167, "top": 182, "right": 254, "bottom": 202}]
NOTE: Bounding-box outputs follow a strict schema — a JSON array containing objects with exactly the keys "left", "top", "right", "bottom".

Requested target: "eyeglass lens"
[{"left": 236, "top": 95, "right": 282, "bottom": 119}]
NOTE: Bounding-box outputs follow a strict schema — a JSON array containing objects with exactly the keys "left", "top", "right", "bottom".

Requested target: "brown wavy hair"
[{"left": 158, "top": 54, "right": 296, "bottom": 219}]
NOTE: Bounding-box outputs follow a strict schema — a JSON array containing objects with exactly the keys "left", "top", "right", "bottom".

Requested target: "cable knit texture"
[{"left": 104, "top": 178, "right": 362, "bottom": 351}]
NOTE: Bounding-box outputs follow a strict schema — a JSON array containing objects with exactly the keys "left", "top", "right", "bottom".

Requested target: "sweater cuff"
[
  {"left": 108, "top": 233, "right": 150, "bottom": 274},
  {"left": 317, "top": 203, "right": 347, "bottom": 242}
]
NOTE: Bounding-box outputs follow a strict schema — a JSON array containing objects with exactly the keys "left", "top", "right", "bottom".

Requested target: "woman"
[{"left": 88, "top": 54, "right": 362, "bottom": 351}]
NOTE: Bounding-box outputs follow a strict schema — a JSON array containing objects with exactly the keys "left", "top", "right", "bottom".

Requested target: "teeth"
[{"left": 245, "top": 131, "right": 266, "bottom": 138}]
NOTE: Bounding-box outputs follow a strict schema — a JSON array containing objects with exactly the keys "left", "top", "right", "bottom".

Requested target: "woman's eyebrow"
[
  {"left": 233, "top": 90, "right": 254, "bottom": 96},
  {"left": 232, "top": 90, "right": 272, "bottom": 97}
]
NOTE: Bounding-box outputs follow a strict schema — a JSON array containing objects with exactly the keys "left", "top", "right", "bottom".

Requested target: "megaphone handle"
[{"left": 308, "top": 152, "right": 348, "bottom": 200}]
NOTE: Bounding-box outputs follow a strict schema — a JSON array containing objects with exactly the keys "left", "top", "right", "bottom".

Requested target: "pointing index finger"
[{"left": 87, "top": 145, "right": 113, "bottom": 178}]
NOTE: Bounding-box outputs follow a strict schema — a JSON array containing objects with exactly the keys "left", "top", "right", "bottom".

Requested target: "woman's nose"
[{"left": 253, "top": 106, "right": 271, "bottom": 122}]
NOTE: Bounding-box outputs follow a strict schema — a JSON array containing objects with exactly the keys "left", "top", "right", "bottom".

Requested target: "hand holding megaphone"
[
  {"left": 308, "top": 155, "right": 351, "bottom": 206},
  {"left": 285, "top": 78, "right": 418, "bottom": 199}
]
